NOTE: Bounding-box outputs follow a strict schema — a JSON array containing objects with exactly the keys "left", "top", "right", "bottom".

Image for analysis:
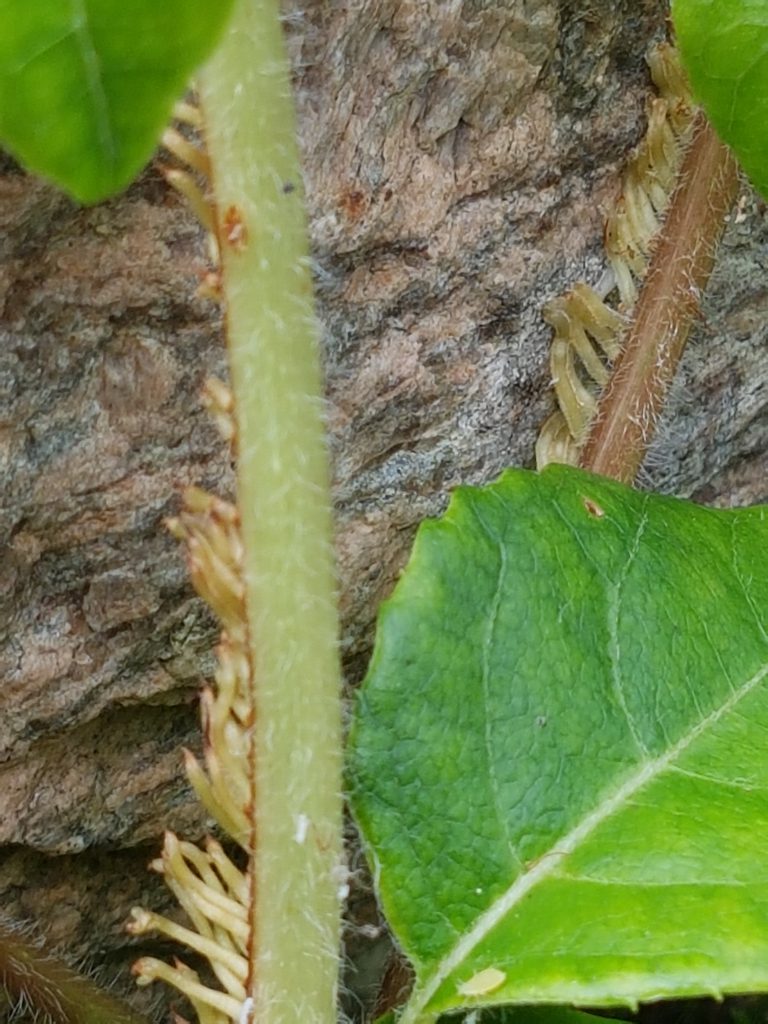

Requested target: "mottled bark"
[{"left": 0, "top": 1, "right": 766, "bottom": 1020}]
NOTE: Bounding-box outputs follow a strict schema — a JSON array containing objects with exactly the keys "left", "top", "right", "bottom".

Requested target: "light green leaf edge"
[
  {"left": 0, "top": 0, "right": 234, "bottom": 203},
  {"left": 672, "top": 0, "right": 768, "bottom": 198},
  {"left": 349, "top": 465, "right": 768, "bottom": 1023}
]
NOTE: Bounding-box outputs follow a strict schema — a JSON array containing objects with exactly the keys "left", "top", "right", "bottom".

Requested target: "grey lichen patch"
[
  {"left": 299, "top": 2, "right": 559, "bottom": 253},
  {"left": 302, "top": 1, "right": 665, "bottom": 666}
]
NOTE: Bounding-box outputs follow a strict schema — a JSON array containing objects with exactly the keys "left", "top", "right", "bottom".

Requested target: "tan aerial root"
[
  {"left": 130, "top": 380, "right": 254, "bottom": 1024},
  {"left": 160, "top": 97, "right": 221, "bottom": 284}
]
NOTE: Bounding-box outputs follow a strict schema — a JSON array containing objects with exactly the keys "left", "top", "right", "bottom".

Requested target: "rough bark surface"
[{"left": 0, "top": 0, "right": 766, "bottom": 1019}]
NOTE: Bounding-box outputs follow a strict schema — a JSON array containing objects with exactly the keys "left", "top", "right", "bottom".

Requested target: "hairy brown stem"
[
  {"left": 578, "top": 113, "right": 740, "bottom": 483},
  {"left": 0, "top": 917, "right": 148, "bottom": 1024}
]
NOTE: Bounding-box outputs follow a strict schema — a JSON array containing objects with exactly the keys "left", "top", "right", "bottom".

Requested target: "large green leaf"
[
  {"left": 480, "top": 1009, "right": 628, "bottom": 1024},
  {"left": 349, "top": 466, "right": 768, "bottom": 1023},
  {"left": 375, "top": 1006, "right": 629, "bottom": 1024},
  {"left": 474, "top": 1010, "right": 628, "bottom": 1024},
  {"left": 672, "top": 0, "right": 768, "bottom": 198},
  {"left": 0, "top": 0, "right": 234, "bottom": 203}
]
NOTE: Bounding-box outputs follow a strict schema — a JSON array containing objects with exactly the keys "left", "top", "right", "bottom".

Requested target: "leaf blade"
[
  {"left": 349, "top": 466, "right": 768, "bottom": 1019},
  {"left": 672, "top": 0, "right": 768, "bottom": 198},
  {"left": 0, "top": 0, "right": 234, "bottom": 202}
]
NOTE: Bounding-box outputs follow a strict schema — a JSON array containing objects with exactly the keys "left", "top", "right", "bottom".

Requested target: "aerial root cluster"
[
  {"left": 536, "top": 43, "right": 694, "bottom": 469},
  {"left": 160, "top": 97, "right": 222, "bottom": 299},
  {"left": 129, "top": 378, "right": 254, "bottom": 1024}
]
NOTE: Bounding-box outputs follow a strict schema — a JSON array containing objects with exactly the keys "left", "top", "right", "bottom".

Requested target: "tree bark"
[{"left": 0, "top": 1, "right": 766, "bottom": 1019}]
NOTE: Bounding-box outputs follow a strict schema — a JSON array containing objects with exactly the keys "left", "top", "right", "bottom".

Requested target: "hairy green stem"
[{"left": 198, "top": 2, "right": 343, "bottom": 1023}]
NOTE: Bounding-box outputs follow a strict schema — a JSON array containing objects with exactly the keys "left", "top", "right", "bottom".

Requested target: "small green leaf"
[
  {"left": 672, "top": 0, "right": 768, "bottom": 197},
  {"left": 0, "top": 0, "right": 234, "bottom": 203},
  {"left": 349, "top": 466, "right": 768, "bottom": 1022}
]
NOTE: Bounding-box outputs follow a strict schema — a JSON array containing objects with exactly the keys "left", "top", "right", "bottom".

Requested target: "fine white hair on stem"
[{"left": 536, "top": 42, "right": 694, "bottom": 470}]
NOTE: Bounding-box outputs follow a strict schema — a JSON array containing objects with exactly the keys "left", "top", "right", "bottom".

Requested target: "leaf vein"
[
  {"left": 730, "top": 517, "right": 768, "bottom": 646},
  {"left": 70, "top": 0, "right": 116, "bottom": 166},
  {"left": 607, "top": 494, "right": 650, "bottom": 758},
  {"left": 401, "top": 657, "right": 768, "bottom": 1023},
  {"left": 472, "top": 500, "right": 524, "bottom": 870}
]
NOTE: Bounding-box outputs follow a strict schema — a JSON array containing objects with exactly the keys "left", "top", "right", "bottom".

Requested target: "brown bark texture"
[{"left": 0, "top": 1, "right": 766, "bottom": 1019}]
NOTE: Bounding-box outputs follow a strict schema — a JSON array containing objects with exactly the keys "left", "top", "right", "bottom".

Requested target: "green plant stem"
[
  {"left": 0, "top": 917, "right": 148, "bottom": 1024},
  {"left": 578, "top": 113, "right": 740, "bottom": 483},
  {"left": 198, "top": 2, "right": 343, "bottom": 1023}
]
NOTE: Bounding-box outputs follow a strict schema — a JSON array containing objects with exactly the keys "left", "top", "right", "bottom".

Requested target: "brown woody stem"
[{"left": 578, "top": 113, "right": 740, "bottom": 483}]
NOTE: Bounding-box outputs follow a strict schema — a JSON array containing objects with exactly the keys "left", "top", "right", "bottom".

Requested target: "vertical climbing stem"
[
  {"left": 579, "top": 114, "right": 740, "bottom": 483},
  {"left": 198, "top": 2, "right": 342, "bottom": 1022}
]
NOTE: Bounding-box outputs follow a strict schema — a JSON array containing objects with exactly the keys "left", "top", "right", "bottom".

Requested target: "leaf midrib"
[
  {"left": 71, "top": 0, "right": 115, "bottom": 165},
  {"left": 400, "top": 657, "right": 768, "bottom": 1024}
]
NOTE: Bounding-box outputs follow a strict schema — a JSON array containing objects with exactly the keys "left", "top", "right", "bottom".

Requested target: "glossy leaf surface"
[
  {"left": 375, "top": 1008, "right": 627, "bottom": 1024},
  {"left": 672, "top": 0, "right": 768, "bottom": 197},
  {"left": 484, "top": 1011, "right": 628, "bottom": 1024},
  {"left": 0, "top": 0, "right": 233, "bottom": 202},
  {"left": 349, "top": 466, "right": 768, "bottom": 1022}
]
